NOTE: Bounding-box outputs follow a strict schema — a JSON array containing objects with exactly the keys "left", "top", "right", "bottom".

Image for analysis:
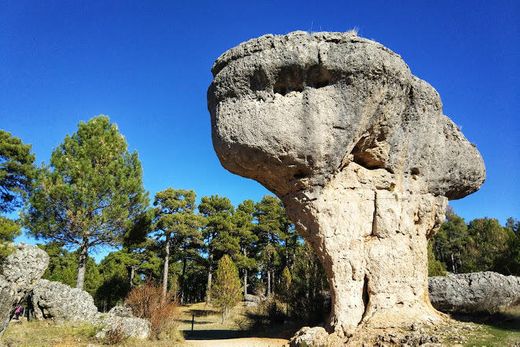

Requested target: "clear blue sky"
[{"left": 1, "top": 0, "right": 519, "bottom": 249}]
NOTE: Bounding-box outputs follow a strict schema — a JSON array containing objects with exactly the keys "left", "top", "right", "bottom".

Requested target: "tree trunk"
[
  {"left": 272, "top": 270, "right": 276, "bottom": 295},
  {"left": 162, "top": 234, "right": 171, "bottom": 301},
  {"left": 76, "top": 239, "right": 89, "bottom": 290},
  {"left": 243, "top": 248, "right": 248, "bottom": 297},
  {"left": 206, "top": 254, "right": 213, "bottom": 304},
  {"left": 451, "top": 253, "right": 456, "bottom": 273},
  {"left": 180, "top": 256, "right": 187, "bottom": 305},
  {"left": 243, "top": 269, "right": 248, "bottom": 298},
  {"left": 129, "top": 266, "right": 135, "bottom": 287},
  {"left": 267, "top": 270, "right": 271, "bottom": 296}
]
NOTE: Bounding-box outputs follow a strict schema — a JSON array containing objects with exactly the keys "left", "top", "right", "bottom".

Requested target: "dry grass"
[
  {"left": 2, "top": 320, "right": 97, "bottom": 347},
  {"left": 177, "top": 302, "right": 247, "bottom": 333},
  {"left": 2, "top": 320, "right": 184, "bottom": 347}
]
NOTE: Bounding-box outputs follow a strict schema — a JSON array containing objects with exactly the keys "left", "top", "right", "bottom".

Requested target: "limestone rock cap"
[{"left": 208, "top": 31, "right": 485, "bottom": 199}]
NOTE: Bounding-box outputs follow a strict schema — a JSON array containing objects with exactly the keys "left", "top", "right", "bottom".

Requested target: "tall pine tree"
[
  {"left": 23, "top": 116, "right": 148, "bottom": 289},
  {"left": 153, "top": 188, "right": 204, "bottom": 300},
  {"left": 199, "top": 195, "right": 235, "bottom": 303},
  {"left": 0, "top": 130, "right": 35, "bottom": 257}
]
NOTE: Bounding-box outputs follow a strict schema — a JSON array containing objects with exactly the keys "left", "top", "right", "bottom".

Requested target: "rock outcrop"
[
  {"left": 31, "top": 280, "right": 150, "bottom": 340},
  {"left": 0, "top": 244, "right": 49, "bottom": 335},
  {"left": 289, "top": 327, "right": 331, "bottom": 347},
  {"left": 429, "top": 272, "right": 520, "bottom": 314},
  {"left": 208, "top": 30, "right": 485, "bottom": 338},
  {"left": 31, "top": 279, "right": 98, "bottom": 322},
  {"left": 95, "top": 305, "right": 150, "bottom": 340}
]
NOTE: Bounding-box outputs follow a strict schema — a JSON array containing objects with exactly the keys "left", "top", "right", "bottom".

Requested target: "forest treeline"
[{"left": 1, "top": 115, "right": 519, "bottom": 321}]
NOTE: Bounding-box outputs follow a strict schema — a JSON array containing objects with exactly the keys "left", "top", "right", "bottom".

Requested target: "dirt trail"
[{"left": 183, "top": 337, "right": 288, "bottom": 347}]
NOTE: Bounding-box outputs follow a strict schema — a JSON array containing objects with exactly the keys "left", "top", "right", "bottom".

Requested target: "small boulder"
[
  {"left": 289, "top": 326, "right": 330, "bottom": 347},
  {"left": 95, "top": 307, "right": 150, "bottom": 340},
  {"left": 31, "top": 279, "right": 98, "bottom": 322},
  {"left": 107, "top": 305, "right": 133, "bottom": 318},
  {"left": 429, "top": 271, "right": 520, "bottom": 313}
]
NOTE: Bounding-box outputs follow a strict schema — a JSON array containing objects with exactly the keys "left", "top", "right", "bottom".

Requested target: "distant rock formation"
[
  {"left": 208, "top": 30, "right": 485, "bottom": 341},
  {"left": 0, "top": 244, "right": 49, "bottom": 335},
  {"left": 429, "top": 272, "right": 520, "bottom": 313}
]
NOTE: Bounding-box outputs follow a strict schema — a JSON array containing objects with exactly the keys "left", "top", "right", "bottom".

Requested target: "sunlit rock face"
[
  {"left": 208, "top": 31, "right": 485, "bottom": 334},
  {"left": 0, "top": 244, "right": 49, "bottom": 336}
]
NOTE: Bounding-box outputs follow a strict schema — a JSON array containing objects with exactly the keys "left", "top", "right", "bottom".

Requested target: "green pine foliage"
[
  {"left": 427, "top": 242, "right": 447, "bottom": 276},
  {"left": 430, "top": 209, "right": 519, "bottom": 275},
  {"left": 0, "top": 130, "right": 35, "bottom": 214},
  {"left": 153, "top": 188, "right": 204, "bottom": 301},
  {"left": 23, "top": 115, "right": 148, "bottom": 289},
  {"left": 211, "top": 254, "right": 242, "bottom": 322},
  {"left": 0, "top": 130, "right": 35, "bottom": 258}
]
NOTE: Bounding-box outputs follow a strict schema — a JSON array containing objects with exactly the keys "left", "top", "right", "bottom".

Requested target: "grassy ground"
[
  {"left": 2, "top": 320, "right": 185, "bottom": 347},
  {"left": 2, "top": 304, "right": 519, "bottom": 346},
  {"left": 178, "top": 302, "right": 292, "bottom": 341},
  {"left": 2, "top": 320, "right": 97, "bottom": 347},
  {"left": 453, "top": 306, "right": 520, "bottom": 346}
]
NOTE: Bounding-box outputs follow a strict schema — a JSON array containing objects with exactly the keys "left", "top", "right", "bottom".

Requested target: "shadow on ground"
[
  {"left": 182, "top": 320, "right": 300, "bottom": 340},
  {"left": 452, "top": 310, "right": 520, "bottom": 333}
]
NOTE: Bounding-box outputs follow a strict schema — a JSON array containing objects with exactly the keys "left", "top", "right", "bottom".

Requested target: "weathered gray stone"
[
  {"left": 429, "top": 272, "right": 520, "bottom": 313},
  {"left": 95, "top": 307, "right": 150, "bottom": 340},
  {"left": 0, "top": 244, "right": 49, "bottom": 336},
  {"left": 30, "top": 280, "right": 150, "bottom": 340},
  {"left": 31, "top": 279, "right": 98, "bottom": 322},
  {"left": 208, "top": 30, "right": 485, "bottom": 337},
  {"left": 289, "top": 326, "right": 330, "bottom": 347},
  {"left": 0, "top": 277, "right": 15, "bottom": 336},
  {"left": 2, "top": 244, "right": 49, "bottom": 302},
  {"left": 107, "top": 305, "right": 134, "bottom": 318}
]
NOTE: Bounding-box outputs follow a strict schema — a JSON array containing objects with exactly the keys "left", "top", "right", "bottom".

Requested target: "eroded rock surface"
[
  {"left": 95, "top": 305, "right": 150, "bottom": 340},
  {"left": 31, "top": 279, "right": 98, "bottom": 322},
  {"left": 429, "top": 272, "right": 520, "bottom": 313},
  {"left": 0, "top": 244, "right": 49, "bottom": 336},
  {"left": 32, "top": 280, "right": 150, "bottom": 340},
  {"left": 208, "top": 30, "right": 485, "bottom": 338}
]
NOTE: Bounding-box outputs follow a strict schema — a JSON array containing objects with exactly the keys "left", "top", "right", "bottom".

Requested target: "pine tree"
[
  {"left": 432, "top": 208, "right": 469, "bottom": 273},
  {"left": 0, "top": 130, "right": 35, "bottom": 214},
  {"left": 254, "top": 195, "right": 287, "bottom": 296},
  {"left": 465, "top": 218, "right": 514, "bottom": 272},
  {"left": 23, "top": 115, "right": 148, "bottom": 289},
  {"left": 153, "top": 188, "right": 204, "bottom": 301},
  {"left": 199, "top": 195, "right": 235, "bottom": 303},
  {"left": 211, "top": 255, "right": 242, "bottom": 323},
  {"left": 0, "top": 130, "right": 35, "bottom": 257},
  {"left": 232, "top": 200, "right": 257, "bottom": 297}
]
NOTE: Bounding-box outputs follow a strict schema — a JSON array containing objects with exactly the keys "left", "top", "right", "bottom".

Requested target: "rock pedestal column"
[{"left": 284, "top": 163, "right": 447, "bottom": 333}]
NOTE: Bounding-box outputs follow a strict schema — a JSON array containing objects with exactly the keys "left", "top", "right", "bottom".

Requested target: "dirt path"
[{"left": 183, "top": 337, "right": 288, "bottom": 347}]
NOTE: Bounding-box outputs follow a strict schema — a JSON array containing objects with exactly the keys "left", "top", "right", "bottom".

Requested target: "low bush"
[
  {"left": 103, "top": 323, "right": 126, "bottom": 345},
  {"left": 125, "top": 282, "right": 180, "bottom": 340}
]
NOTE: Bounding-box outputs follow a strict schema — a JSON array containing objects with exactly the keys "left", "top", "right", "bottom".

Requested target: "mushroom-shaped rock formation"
[{"left": 208, "top": 31, "right": 485, "bottom": 334}]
